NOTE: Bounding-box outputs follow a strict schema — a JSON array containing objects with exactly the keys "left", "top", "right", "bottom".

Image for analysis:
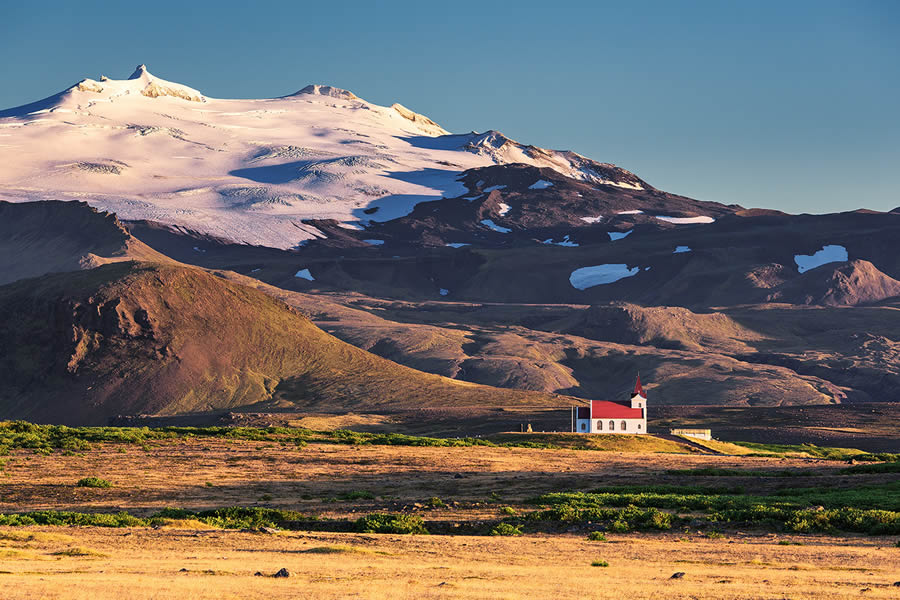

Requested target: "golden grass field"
[
  {"left": 0, "top": 438, "right": 897, "bottom": 599},
  {"left": 0, "top": 527, "right": 897, "bottom": 600}
]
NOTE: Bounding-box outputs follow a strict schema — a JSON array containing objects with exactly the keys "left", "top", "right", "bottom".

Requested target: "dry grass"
[
  {"left": 0, "top": 438, "right": 849, "bottom": 513},
  {"left": 0, "top": 439, "right": 898, "bottom": 597},
  {"left": 0, "top": 527, "right": 896, "bottom": 599}
]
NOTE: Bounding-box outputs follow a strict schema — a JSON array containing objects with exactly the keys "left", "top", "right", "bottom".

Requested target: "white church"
[{"left": 572, "top": 375, "right": 647, "bottom": 434}]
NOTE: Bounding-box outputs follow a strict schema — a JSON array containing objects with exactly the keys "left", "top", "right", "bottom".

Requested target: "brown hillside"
[{"left": 0, "top": 262, "right": 566, "bottom": 425}]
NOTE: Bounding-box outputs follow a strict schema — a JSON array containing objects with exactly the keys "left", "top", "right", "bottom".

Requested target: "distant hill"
[
  {"left": 0, "top": 200, "right": 169, "bottom": 285},
  {"left": 0, "top": 262, "right": 565, "bottom": 424}
]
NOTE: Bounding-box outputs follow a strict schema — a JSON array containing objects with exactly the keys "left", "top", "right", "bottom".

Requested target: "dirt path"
[{"left": 653, "top": 433, "right": 722, "bottom": 454}]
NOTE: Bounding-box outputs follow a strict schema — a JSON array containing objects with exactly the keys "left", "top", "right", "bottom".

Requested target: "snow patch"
[
  {"left": 541, "top": 235, "right": 578, "bottom": 247},
  {"left": 480, "top": 219, "right": 511, "bottom": 233},
  {"left": 617, "top": 210, "right": 643, "bottom": 215},
  {"left": 446, "top": 242, "right": 469, "bottom": 248},
  {"left": 674, "top": 245, "right": 691, "bottom": 253},
  {"left": 528, "top": 179, "right": 554, "bottom": 190},
  {"left": 580, "top": 216, "right": 603, "bottom": 224},
  {"left": 608, "top": 230, "right": 633, "bottom": 241},
  {"left": 363, "top": 239, "right": 385, "bottom": 246},
  {"left": 295, "top": 268, "right": 315, "bottom": 281},
  {"left": 498, "top": 202, "right": 511, "bottom": 215},
  {"left": 655, "top": 215, "right": 715, "bottom": 225},
  {"left": 336, "top": 221, "right": 365, "bottom": 230},
  {"left": 794, "top": 245, "right": 848, "bottom": 273},
  {"left": 570, "top": 264, "right": 640, "bottom": 290},
  {"left": 483, "top": 184, "right": 507, "bottom": 193},
  {"left": 439, "top": 288, "right": 449, "bottom": 296}
]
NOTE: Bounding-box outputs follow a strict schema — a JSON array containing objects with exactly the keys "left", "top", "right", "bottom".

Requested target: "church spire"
[{"left": 633, "top": 373, "right": 644, "bottom": 398}]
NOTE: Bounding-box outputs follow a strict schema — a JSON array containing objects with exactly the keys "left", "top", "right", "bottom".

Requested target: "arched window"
[
  {"left": 621, "top": 420, "right": 627, "bottom": 431},
  {"left": 609, "top": 420, "right": 615, "bottom": 431},
  {"left": 580, "top": 422, "right": 586, "bottom": 431},
  {"left": 638, "top": 423, "right": 642, "bottom": 430},
  {"left": 597, "top": 420, "right": 602, "bottom": 431}
]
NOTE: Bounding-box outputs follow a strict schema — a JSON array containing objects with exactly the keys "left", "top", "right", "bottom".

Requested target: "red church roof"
[
  {"left": 633, "top": 374, "right": 645, "bottom": 397},
  {"left": 590, "top": 400, "right": 643, "bottom": 419}
]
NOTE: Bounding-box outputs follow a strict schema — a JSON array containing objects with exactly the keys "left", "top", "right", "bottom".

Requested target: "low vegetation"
[
  {"left": 489, "top": 523, "right": 523, "bottom": 536},
  {"left": 729, "top": 441, "right": 898, "bottom": 462},
  {"left": 526, "top": 481, "right": 900, "bottom": 535},
  {"left": 75, "top": 477, "right": 112, "bottom": 488},
  {"left": 354, "top": 513, "right": 427, "bottom": 535}
]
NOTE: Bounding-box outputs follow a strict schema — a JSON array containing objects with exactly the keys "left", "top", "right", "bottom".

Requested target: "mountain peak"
[
  {"left": 293, "top": 84, "right": 358, "bottom": 100},
  {"left": 128, "top": 64, "right": 150, "bottom": 80}
]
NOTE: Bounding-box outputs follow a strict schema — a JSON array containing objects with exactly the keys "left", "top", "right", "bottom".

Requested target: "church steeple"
[
  {"left": 633, "top": 373, "right": 644, "bottom": 398},
  {"left": 630, "top": 374, "right": 646, "bottom": 410}
]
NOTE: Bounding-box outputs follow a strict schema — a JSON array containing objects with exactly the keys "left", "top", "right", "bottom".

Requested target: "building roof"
[
  {"left": 633, "top": 374, "right": 645, "bottom": 398},
  {"left": 590, "top": 400, "right": 643, "bottom": 419}
]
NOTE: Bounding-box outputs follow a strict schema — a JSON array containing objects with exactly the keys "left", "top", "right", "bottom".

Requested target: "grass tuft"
[
  {"left": 489, "top": 523, "right": 523, "bottom": 536},
  {"left": 75, "top": 477, "right": 112, "bottom": 488},
  {"left": 355, "top": 513, "right": 427, "bottom": 535},
  {"left": 51, "top": 546, "right": 107, "bottom": 557}
]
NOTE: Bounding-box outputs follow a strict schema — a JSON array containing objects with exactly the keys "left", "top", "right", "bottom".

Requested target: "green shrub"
[
  {"left": 587, "top": 531, "right": 607, "bottom": 541},
  {"left": 355, "top": 513, "right": 427, "bottom": 535},
  {"left": 428, "top": 497, "right": 447, "bottom": 509},
  {"left": 499, "top": 506, "right": 518, "bottom": 516},
  {"left": 189, "top": 507, "right": 306, "bottom": 529},
  {"left": 591, "top": 560, "right": 609, "bottom": 567},
  {"left": 0, "top": 510, "right": 143, "bottom": 527},
  {"left": 489, "top": 523, "right": 523, "bottom": 536},
  {"left": 76, "top": 477, "right": 112, "bottom": 488},
  {"left": 609, "top": 520, "right": 631, "bottom": 533}
]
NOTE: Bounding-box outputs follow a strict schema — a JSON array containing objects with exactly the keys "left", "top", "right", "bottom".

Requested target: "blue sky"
[{"left": 1, "top": 0, "right": 897, "bottom": 213}]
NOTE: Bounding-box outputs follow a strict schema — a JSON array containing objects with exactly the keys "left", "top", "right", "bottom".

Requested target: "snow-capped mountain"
[{"left": 0, "top": 65, "right": 648, "bottom": 249}]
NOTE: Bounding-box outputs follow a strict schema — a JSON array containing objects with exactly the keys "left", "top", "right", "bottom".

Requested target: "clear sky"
[{"left": 1, "top": 0, "right": 897, "bottom": 213}]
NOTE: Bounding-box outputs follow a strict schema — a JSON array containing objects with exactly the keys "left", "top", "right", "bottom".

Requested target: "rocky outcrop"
[{"left": 770, "top": 260, "right": 900, "bottom": 306}]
